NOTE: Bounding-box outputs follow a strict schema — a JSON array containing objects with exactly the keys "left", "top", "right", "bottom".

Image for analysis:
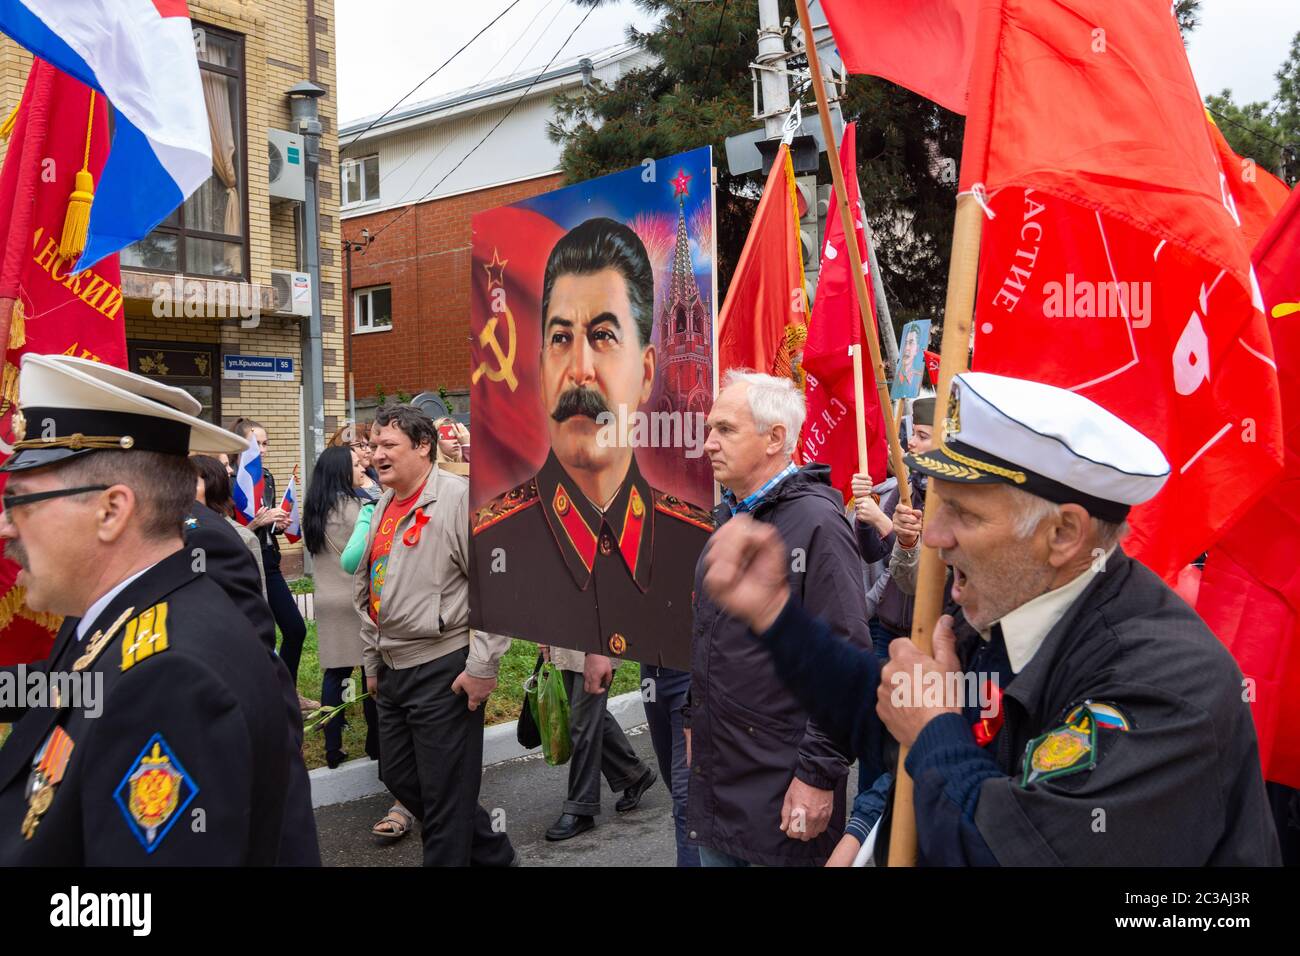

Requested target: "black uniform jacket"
[
  {"left": 184, "top": 501, "right": 276, "bottom": 650},
  {"left": 760, "top": 547, "right": 1283, "bottom": 865},
  {"left": 469, "top": 451, "right": 714, "bottom": 669},
  {"left": 0, "top": 548, "right": 310, "bottom": 865}
]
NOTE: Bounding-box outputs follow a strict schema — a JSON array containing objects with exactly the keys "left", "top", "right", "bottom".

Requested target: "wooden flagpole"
[
  {"left": 885, "top": 194, "right": 981, "bottom": 865},
  {"left": 795, "top": 0, "right": 911, "bottom": 505}
]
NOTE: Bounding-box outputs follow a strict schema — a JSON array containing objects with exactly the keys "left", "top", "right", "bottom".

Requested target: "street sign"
[{"left": 223, "top": 354, "right": 295, "bottom": 381}]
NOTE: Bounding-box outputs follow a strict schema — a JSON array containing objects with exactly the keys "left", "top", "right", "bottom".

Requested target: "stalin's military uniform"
[
  {"left": 0, "top": 354, "right": 318, "bottom": 865},
  {"left": 470, "top": 451, "right": 713, "bottom": 669}
]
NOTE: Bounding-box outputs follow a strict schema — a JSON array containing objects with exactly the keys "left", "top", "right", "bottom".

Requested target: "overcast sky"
[{"left": 337, "top": 0, "right": 1300, "bottom": 126}]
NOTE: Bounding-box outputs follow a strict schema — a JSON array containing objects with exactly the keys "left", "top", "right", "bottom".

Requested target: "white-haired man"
[
  {"left": 686, "top": 370, "right": 871, "bottom": 867},
  {"left": 702, "top": 371, "right": 1281, "bottom": 865}
]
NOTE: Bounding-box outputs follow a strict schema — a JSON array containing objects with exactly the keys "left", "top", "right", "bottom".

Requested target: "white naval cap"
[
  {"left": 905, "top": 371, "right": 1170, "bottom": 522},
  {"left": 1, "top": 353, "right": 248, "bottom": 473}
]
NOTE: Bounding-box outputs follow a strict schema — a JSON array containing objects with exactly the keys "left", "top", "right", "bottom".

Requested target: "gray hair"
[
  {"left": 1005, "top": 485, "right": 1127, "bottom": 550},
  {"left": 722, "top": 368, "right": 806, "bottom": 457}
]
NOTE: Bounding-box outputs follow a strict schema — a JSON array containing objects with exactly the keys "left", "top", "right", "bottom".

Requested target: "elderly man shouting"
[
  {"left": 703, "top": 372, "right": 1281, "bottom": 866},
  {"left": 686, "top": 370, "right": 871, "bottom": 867}
]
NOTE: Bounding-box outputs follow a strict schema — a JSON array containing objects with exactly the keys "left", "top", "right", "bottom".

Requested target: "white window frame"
[
  {"left": 341, "top": 154, "right": 380, "bottom": 207},
  {"left": 353, "top": 285, "right": 392, "bottom": 334}
]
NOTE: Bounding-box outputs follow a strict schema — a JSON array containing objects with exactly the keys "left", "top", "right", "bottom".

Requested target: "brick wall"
[{"left": 342, "top": 172, "right": 564, "bottom": 401}]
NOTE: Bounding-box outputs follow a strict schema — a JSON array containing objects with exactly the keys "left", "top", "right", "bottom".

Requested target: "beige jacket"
[{"left": 354, "top": 464, "right": 509, "bottom": 678}]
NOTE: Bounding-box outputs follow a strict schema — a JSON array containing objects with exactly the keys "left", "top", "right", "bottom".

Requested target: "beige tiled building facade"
[{"left": 0, "top": 0, "right": 346, "bottom": 569}]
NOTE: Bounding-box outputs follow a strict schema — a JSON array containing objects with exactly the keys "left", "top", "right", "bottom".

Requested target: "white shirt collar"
[
  {"left": 984, "top": 547, "right": 1115, "bottom": 673},
  {"left": 75, "top": 565, "right": 155, "bottom": 642}
]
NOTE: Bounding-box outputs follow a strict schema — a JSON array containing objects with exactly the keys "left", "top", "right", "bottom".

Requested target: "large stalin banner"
[{"left": 468, "top": 148, "right": 717, "bottom": 670}]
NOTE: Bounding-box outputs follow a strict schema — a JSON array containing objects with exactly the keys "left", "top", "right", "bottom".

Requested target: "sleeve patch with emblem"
[
  {"left": 1082, "top": 700, "right": 1131, "bottom": 731},
  {"left": 1020, "top": 707, "right": 1097, "bottom": 787},
  {"left": 112, "top": 733, "right": 198, "bottom": 853}
]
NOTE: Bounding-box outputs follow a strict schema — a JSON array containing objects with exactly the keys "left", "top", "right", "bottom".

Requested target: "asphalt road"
[{"left": 315, "top": 724, "right": 679, "bottom": 867}]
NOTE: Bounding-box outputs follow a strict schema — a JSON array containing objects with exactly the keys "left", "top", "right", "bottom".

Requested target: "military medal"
[{"left": 21, "top": 727, "right": 74, "bottom": 839}]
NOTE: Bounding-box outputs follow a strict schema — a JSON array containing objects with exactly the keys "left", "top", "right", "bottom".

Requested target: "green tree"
[{"left": 1203, "top": 29, "right": 1300, "bottom": 186}]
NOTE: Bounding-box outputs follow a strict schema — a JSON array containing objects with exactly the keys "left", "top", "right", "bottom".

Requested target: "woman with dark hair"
[
  {"left": 191, "top": 453, "right": 265, "bottom": 592},
  {"left": 302, "top": 446, "right": 384, "bottom": 775}
]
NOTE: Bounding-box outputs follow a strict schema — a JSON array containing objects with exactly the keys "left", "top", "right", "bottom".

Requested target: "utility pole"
[
  {"left": 288, "top": 80, "right": 326, "bottom": 577},
  {"left": 756, "top": 0, "right": 791, "bottom": 139}
]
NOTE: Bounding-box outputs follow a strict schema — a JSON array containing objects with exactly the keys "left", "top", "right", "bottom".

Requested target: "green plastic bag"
[{"left": 530, "top": 662, "right": 571, "bottom": 766}]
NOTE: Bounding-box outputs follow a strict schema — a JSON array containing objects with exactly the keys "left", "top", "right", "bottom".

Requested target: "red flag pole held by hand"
[{"left": 795, "top": 0, "right": 911, "bottom": 508}]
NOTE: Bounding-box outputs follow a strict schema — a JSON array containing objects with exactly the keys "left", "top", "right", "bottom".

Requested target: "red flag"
[
  {"left": 717, "top": 145, "right": 807, "bottom": 381},
  {"left": 798, "top": 124, "right": 887, "bottom": 500},
  {"left": 966, "top": 0, "right": 1283, "bottom": 582},
  {"left": 1197, "top": 185, "right": 1300, "bottom": 787},
  {"left": 0, "top": 59, "right": 126, "bottom": 665},
  {"left": 1205, "top": 113, "right": 1291, "bottom": 252},
  {"left": 923, "top": 349, "right": 941, "bottom": 386},
  {"left": 820, "top": 0, "right": 977, "bottom": 115}
]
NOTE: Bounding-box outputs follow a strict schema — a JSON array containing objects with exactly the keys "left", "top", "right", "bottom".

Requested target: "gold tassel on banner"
[
  {"left": 8, "top": 299, "right": 26, "bottom": 351},
  {"left": 58, "top": 90, "right": 97, "bottom": 263},
  {"left": 0, "top": 95, "right": 20, "bottom": 140}
]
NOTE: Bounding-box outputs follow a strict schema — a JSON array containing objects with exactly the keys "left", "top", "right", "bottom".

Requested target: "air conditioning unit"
[
  {"left": 268, "top": 128, "right": 305, "bottom": 202},
  {"left": 270, "top": 269, "right": 311, "bottom": 316}
]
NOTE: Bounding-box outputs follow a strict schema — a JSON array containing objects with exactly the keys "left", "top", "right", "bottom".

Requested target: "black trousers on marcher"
[
  {"left": 376, "top": 648, "right": 515, "bottom": 867},
  {"left": 321, "top": 666, "right": 379, "bottom": 766},
  {"left": 561, "top": 668, "right": 648, "bottom": 816}
]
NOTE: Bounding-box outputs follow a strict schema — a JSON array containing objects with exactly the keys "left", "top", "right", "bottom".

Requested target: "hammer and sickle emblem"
[{"left": 472, "top": 312, "right": 518, "bottom": 392}]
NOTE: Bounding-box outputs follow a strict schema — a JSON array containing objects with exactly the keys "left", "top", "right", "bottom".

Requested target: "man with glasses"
[{"left": 0, "top": 354, "right": 319, "bottom": 865}]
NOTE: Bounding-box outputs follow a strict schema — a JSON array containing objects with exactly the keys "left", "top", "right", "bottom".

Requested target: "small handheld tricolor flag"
[
  {"left": 231, "top": 437, "right": 264, "bottom": 526},
  {"left": 280, "top": 476, "right": 301, "bottom": 544}
]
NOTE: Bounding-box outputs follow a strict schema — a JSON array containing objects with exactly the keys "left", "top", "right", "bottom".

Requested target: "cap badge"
[
  {"left": 11, "top": 408, "right": 25, "bottom": 442},
  {"left": 943, "top": 387, "right": 961, "bottom": 442}
]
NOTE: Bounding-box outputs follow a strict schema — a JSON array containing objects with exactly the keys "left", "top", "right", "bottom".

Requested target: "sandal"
[{"left": 371, "top": 803, "right": 415, "bottom": 845}]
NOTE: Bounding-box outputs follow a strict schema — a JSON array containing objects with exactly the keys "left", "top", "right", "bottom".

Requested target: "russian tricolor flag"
[
  {"left": 231, "top": 437, "right": 264, "bottom": 527},
  {"left": 280, "top": 476, "right": 301, "bottom": 544},
  {"left": 0, "top": 0, "right": 212, "bottom": 269}
]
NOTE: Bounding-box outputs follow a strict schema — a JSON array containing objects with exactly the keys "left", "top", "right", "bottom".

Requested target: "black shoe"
[
  {"left": 545, "top": 813, "right": 595, "bottom": 841},
  {"left": 615, "top": 768, "right": 658, "bottom": 813},
  {"left": 326, "top": 751, "right": 347, "bottom": 770}
]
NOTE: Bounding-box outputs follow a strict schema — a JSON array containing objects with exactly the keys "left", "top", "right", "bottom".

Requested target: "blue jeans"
[
  {"left": 698, "top": 846, "right": 754, "bottom": 867},
  {"left": 640, "top": 665, "right": 698, "bottom": 867}
]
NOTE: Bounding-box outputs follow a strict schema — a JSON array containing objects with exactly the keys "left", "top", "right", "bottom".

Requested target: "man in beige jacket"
[{"left": 356, "top": 404, "right": 515, "bottom": 867}]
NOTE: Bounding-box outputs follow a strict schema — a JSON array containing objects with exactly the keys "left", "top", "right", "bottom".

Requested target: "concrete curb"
[{"left": 309, "top": 689, "right": 647, "bottom": 809}]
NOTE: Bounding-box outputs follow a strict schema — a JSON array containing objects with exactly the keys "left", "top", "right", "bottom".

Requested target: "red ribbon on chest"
[{"left": 402, "top": 509, "right": 430, "bottom": 547}]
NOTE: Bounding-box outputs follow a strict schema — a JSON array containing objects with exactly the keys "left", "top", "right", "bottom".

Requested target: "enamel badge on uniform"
[
  {"left": 113, "top": 734, "right": 198, "bottom": 853},
  {"left": 1021, "top": 708, "right": 1097, "bottom": 787},
  {"left": 1082, "top": 700, "right": 1131, "bottom": 731}
]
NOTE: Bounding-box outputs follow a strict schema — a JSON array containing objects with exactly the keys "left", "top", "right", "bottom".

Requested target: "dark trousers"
[
  {"left": 321, "top": 666, "right": 379, "bottom": 766},
  {"left": 263, "top": 549, "right": 307, "bottom": 683},
  {"left": 561, "top": 668, "right": 648, "bottom": 816},
  {"left": 376, "top": 649, "right": 514, "bottom": 867},
  {"left": 641, "top": 664, "right": 696, "bottom": 866}
]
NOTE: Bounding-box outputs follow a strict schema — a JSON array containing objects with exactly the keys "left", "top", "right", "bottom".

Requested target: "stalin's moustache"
[{"left": 552, "top": 387, "right": 610, "bottom": 424}]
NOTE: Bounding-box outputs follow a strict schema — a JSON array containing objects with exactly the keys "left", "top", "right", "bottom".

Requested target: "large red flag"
[
  {"left": 1197, "top": 185, "right": 1300, "bottom": 787},
  {"left": 798, "top": 123, "right": 887, "bottom": 500},
  {"left": 1205, "top": 113, "right": 1291, "bottom": 252},
  {"left": 717, "top": 146, "right": 807, "bottom": 381},
  {"left": 0, "top": 59, "right": 126, "bottom": 665},
  {"left": 820, "top": 0, "right": 977, "bottom": 115},
  {"left": 966, "top": 0, "right": 1283, "bottom": 582}
]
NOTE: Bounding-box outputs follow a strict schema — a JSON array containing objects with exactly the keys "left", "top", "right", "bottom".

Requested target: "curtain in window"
[{"left": 201, "top": 70, "right": 240, "bottom": 269}]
